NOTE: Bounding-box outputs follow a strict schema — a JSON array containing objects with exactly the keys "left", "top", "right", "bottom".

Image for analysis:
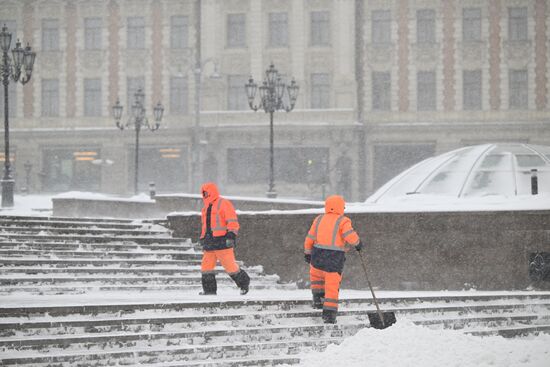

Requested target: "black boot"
[
  {"left": 230, "top": 269, "right": 250, "bottom": 295},
  {"left": 200, "top": 273, "right": 217, "bottom": 295},
  {"left": 322, "top": 309, "right": 337, "bottom": 324},
  {"left": 312, "top": 292, "right": 324, "bottom": 309}
]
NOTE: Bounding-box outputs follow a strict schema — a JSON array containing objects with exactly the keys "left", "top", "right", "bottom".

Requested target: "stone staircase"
[
  {"left": 0, "top": 216, "right": 291, "bottom": 295},
  {"left": 0, "top": 215, "right": 549, "bottom": 366}
]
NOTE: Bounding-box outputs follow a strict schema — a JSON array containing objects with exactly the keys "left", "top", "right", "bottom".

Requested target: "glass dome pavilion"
[{"left": 367, "top": 143, "right": 550, "bottom": 204}]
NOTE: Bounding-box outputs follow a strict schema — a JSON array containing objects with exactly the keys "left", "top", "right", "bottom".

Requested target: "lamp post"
[
  {"left": 0, "top": 25, "right": 36, "bottom": 207},
  {"left": 112, "top": 89, "right": 164, "bottom": 195},
  {"left": 191, "top": 58, "right": 220, "bottom": 191},
  {"left": 245, "top": 63, "right": 299, "bottom": 198}
]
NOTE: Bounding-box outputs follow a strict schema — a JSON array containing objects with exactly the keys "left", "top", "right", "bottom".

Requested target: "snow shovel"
[{"left": 358, "top": 251, "right": 396, "bottom": 329}]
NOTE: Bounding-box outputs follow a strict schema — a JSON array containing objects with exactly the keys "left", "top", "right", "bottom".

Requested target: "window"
[
  {"left": 42, "top": 19, "right": 59, "bottom": 51},
  {"left": 311, "top": 73, "right": 330, "bottom": 109},
  {"left": 311, "top": 11, "right": 330, "bottom": 46},
  {"left": 84, "top": 78, "right": 102, "bottom": 116},
  {"left": 463, "top": 8, "right": 481, "bottom": 42},
  {"left": 417, "top": 71, "right": 436, "bottom": 111},
  {"left": 41, "top": 79, "right": 59, "bottom": 117},
  {"left": 417, "top": 9, "right": 435, "bottom": 44},
  {"left": 372, "top": 10, "right": 391, "bottom": 45},
  {"left": 170, "top": 77, "right": 188, "bottom": 115},
  {"left": 42, "top": 148, "right": 102, "bottom": 192},
  {"left": 227, "top": 13, "right": 246, "bottom": 48},
  {"left": 509, "top": 69, "right": 528, "bottom": 109},
  {"left": 170, "top": 16, "right": 188, "bottom": 49},
  {"left": 269, "top": 12, "right": 288, "bottom": 47},
  {"left": 227, "top": 147, "right": 329, "bottom": 184},
  {"left": 0, "top": 82, "right": 16, "bottom": 118},
  {"left": 127, "top": 76, "right": 145, "bottom": 110},
  {"left": 134, "top": 146, "right": 187, "bottom": 192},
  {"left": 463, "top": 70, "right": 482, "bottom": 110},
  {"left": 372, "top": 72, "right": 391, "bottom": 111},
  {"left": 227, "top": 75, "right": 248, "bottom": 110},
  {"left": 508, "top": 7, "right": 528, "bottom": 41},
  {"left": 127, "top": 17, "right": 145, "bottom": 49},
  {"left": 84, "top": 17, "right": 102, "bottom": 50}
]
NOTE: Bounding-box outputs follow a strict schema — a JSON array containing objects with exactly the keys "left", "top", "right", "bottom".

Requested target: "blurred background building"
[{"left": 0, "top": 0, "right": 548, "bottom": 201}]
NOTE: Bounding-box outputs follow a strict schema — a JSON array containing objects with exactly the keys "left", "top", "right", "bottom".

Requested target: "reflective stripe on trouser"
[
  {"left": 201, "top": 248, "right": 240, "bottom": 274},
  {"left": 310, "top": 266, "right": 325, "bottom": 294},
  {"left": 310, "top": 265, "right": 342, "bottom": 311}
]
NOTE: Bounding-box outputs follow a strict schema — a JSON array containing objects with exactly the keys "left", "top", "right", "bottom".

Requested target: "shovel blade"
[{"left": 367, "top": 311, "right": 396, "bottom": 329}]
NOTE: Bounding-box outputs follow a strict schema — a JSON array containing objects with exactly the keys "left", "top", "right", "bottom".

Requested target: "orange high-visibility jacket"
[
  {"left": 304, "top": 195, "right": 360, "bottom": 254},
  {"left": 200, "top": 182, "right": 239, "bottom": 239}
]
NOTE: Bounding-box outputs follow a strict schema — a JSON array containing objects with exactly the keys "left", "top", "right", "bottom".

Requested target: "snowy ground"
[
  {"left": 3, "top": 289, "right": 550, "bottom": 307},
  {"left": 0, "top": 195, "right": 54, "bottom": 216},
  {"left": 3, "top": 289, "right": 550, "bottom": 366},
  {"left": 2, "top": 193, "right": 550, "bottom": 366},
  {"left": 293, "top": 319, "right": 550, "bottom": 367}
]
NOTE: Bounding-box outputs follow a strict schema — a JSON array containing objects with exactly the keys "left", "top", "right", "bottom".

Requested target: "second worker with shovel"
[{"left": 304, "top": 195, "right": 363, "bottom": 324}]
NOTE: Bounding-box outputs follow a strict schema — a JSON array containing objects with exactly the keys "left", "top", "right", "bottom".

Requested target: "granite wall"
[{"left": 167, "top": 210, "right": 550, "bottom": 291}]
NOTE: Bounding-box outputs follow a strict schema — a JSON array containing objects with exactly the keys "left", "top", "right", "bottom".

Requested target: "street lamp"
[
  {"left": 245, "top": 63, "right": 299, "bottom": 198},
  {"left": 112, "top": 88, "right": 164, "bottom": 195},
  {"left": 191, "top": 58, "right": 220, "bottom": 191},
  {"left": 0, "top": 25, "right": 36, "bottom": 207}
]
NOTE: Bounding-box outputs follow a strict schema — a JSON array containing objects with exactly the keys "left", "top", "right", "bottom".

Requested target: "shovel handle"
[{"left": 359, "top": 251, "right": 386, "bottom": 328}]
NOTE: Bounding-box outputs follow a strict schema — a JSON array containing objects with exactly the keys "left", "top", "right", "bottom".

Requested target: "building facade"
[{"left": 0, "top": 0, "right": 548, "bottom": 201}]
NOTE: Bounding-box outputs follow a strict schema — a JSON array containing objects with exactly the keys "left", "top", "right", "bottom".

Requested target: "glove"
[
  {"left": 304, "top": 254, "right": 311, "bottom": 264},
  {"left": 226, "top": 231, "right": 237, "bottom": 248},
  {"left": 355, "top": 240, "right": 363, "bottom": 252}
]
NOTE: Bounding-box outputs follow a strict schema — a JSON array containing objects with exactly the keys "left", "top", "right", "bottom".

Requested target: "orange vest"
[
  {"left": 200, "top": 197, "right": 239, "bottom": 238},
  {"left": 304, "top": 213, "right": 360, "bottom": 254}
]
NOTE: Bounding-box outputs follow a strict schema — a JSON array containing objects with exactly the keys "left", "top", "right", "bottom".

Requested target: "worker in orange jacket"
[
  {"left": 199, "top": 182, "right": 250, "bottom": 295},
  {"left": 304, "top": 195, "right": 363, "bottom": 324}
]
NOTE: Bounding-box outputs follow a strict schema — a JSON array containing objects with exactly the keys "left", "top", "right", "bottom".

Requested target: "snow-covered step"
[
  {"left": 1, "top": 293, "right": 549, "bottom": 366},
  {"left": 0, "top": 266, "right": 264, "bottom": 276},
  {"left": 1, "top": 310, "right": 364, "bottom": 339},
  {"left": 0, "top": 215, "right": 142, "bottom": 225},
  {"left": 141, "top": 356, "right": 301, "bottom": 366},
  {"left": 0, "top": 233, "right": 185, "bottom": 244},
  {"left": 0, "top": 322, "right": 365, "bottom": 352},
  {"left": 0, "top": 282, "right": 296, "bottom": 295},
  {"left": 0, "top": 220, "right": 145, "bottom": 229},
  {"left": 0, "top": 273, "right": 280, "bottom": 286},
  {"left": 3, "top": 301, "right": 548, "bottom": 338},
  {"left": 0, "top": 249, "right": 199, "bottom": 260},
  {"left": 0, "top": 258, "right": 204, "bottom": 267},
  {"left": 465, "top": 324, "right": 550, "bottom": 337},
  {"left": 2, "top": 298, "right": 548, "bottom": 338},
  {"left": 413, "top": 313, "right": 550, "bottom": 330},
  {"left": 0, "top": 241, "right": 194, "bottom": 252},
  {"left": 3, "top": 294, "right": 549, "bottom": 318},
  {"left": 0, "top": 337, "right": 339, "bottom": 366},
  {"left": 0, "top": 225, "right": 169, "bottom": 236}
]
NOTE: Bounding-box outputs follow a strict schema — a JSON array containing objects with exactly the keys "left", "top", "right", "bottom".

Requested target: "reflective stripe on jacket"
[
  {"left": 304, "top": 213, "right": 360, "bottom": 254},
  {"left": 200, "top": 182, "right": 239, "bottom": 240},
  {"left": 201, "top": 197, "right": 239, "bottom": 238}
]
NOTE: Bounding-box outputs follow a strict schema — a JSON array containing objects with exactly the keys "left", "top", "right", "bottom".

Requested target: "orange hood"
[
  {"left": 201, "top": 182, "right": 220, "bottom": 205},
  {"left": 325, "top": 195, "right": 345, "bottom": 215}
]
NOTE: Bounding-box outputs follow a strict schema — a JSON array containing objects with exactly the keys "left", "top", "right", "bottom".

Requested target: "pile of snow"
[
  {"left": 0, "top": 195, "right": 54, "bottom": 216},
  {"left": 296, "top": 319, "right": 550, "bottom": 367}
]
